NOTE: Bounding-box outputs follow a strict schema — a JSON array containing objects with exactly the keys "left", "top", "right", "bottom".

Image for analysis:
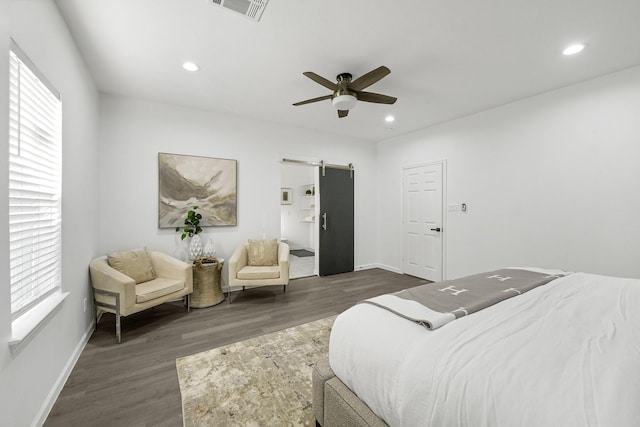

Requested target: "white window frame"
[{"left": 8, "top": 40, "right": 68, "bottom": 351}]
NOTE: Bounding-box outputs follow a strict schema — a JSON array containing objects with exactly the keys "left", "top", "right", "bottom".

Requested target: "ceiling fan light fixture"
[
  {"left": 293, "top": 66, "right": 396, "bottom": 117},
  {"left": 332, "top": 94, "right": 357, "bottom": 110}
]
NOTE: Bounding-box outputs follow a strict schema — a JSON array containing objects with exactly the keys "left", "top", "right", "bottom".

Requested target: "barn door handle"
[
  {"left": 322, "top": 213, "right": 327, "bottom": 231},
  {"left": 430, "top": 227, "right": 441, "bottom": 232}
]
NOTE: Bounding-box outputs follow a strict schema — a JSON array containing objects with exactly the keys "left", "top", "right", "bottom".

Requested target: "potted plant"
[{"left": 176, "top": 206, "right": 203, "bottom": 259}]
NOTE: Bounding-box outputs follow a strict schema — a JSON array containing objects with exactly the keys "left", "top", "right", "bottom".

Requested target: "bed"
[{"left": 313, "top": 269, "right": 640, "bottom": 426}]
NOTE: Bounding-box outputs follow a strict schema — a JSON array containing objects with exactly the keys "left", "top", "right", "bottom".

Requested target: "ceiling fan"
[{"left": 293, "top": 66, "right": 397, "bottom": 118}]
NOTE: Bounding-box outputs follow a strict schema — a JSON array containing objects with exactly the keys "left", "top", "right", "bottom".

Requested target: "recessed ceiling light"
[
  {"left": 182, "top": 61, "right": 199, "bottom": 72},
  {"left": 385, "top": 115, "right": 395, "bottom": 123},
  {"left": 562, "top": 43, "right": 586, "bottom": 56}
]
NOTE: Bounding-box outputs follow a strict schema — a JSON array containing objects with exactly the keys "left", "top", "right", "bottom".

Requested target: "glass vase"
[{"left": 203, "top": 239, "right": 216, "bottom": 258}]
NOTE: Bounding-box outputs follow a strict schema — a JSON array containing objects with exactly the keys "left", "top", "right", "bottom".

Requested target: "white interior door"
[{"left": 403, "top": 162, "right": 444, "bottom": 281}]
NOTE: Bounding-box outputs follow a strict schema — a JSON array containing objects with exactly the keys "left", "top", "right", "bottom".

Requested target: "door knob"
[{"left": 430, "top": 227, "right": 441, "bottom": 232}]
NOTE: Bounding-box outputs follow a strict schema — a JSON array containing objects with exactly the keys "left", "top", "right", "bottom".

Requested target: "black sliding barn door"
[{"left": 319, "top": 167, "right": 354, "bottom": 276}]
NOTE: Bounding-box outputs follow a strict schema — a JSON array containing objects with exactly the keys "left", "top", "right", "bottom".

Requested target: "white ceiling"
[{"left": 54, "top": 0, "right": 640, "bottom": 142}]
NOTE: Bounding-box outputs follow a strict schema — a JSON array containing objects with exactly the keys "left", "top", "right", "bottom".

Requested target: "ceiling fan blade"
[
  {"left": 293, "top": 94, "right": 332, "bottom": 106},
  {"left": 303, "top": 72, "right": 338, "bottom": 91},
  {"left": 349, "top": 66, "right": 391, "bottom": 91},
  {"left": 338, "top": 110, "right": 349, "bottom": 118},
  {"left": 357, "top": 91, "right": 397, "bottom": 104}
]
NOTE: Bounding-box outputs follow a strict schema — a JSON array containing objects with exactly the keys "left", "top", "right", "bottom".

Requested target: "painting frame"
[
  {"left": 158, "top": 152, "right": 237, "bottom": 228},
  {"left": 281, "top": 188, "right": 292, "bottom": 205}
]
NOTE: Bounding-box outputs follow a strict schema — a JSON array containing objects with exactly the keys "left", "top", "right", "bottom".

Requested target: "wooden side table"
[{"left": 191, "top": 258, "right": 225, "bottom": 308}]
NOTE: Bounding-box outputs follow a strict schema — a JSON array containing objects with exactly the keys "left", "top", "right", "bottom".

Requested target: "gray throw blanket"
[{"left": 360, "top": 269, "right": 565, "bottom": 329}]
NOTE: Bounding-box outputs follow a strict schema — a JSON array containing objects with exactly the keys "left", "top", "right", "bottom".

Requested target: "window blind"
[{"left": 9, "top": 42, "right": 63, "bottom": 320}]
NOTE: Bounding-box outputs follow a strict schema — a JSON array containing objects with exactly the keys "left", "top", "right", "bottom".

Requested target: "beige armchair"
[
  {"left": 229, "top": 240, "right": 290, "bottom": 292},
  {"left": 89, "top": 249, "right": 193, "bottom": 343}
]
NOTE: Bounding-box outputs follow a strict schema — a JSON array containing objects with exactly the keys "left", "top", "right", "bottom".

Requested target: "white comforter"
[{"left": 329, "top": 272, "right": 640, "bottom": 427}]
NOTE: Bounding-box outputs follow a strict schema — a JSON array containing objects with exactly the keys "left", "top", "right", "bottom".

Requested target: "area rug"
[
  {"left": 176, "top": 316, "right": 336, "bottom": 426},
  {"left": 290, "top": 249, "right": 315, "bottom": 257}
]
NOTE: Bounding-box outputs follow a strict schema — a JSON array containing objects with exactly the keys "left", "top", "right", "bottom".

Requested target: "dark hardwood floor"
[{"left": 45, "top": 269, "right": 427, "bottom": 427}]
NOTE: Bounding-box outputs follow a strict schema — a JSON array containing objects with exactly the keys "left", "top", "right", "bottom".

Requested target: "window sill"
[{"left": 9, "top": 291, "right": 70, "bottom": 354}]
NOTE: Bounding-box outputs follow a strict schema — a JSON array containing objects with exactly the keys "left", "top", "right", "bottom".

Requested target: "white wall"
[
  {"left": 0, "top": 1, "right": 100, "bottom": 426},
  {"left": 97, "top": 95, "right": 378, "bottom": 278},
  {"left": 378, "top": 66, "right": 640, "bottom": 280}
]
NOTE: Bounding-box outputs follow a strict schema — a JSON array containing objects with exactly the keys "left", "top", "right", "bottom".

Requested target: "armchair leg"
[
  {"left": 93, "top": 288, "right": 122, "bottom": 344},
  {"left": 95, "top": 307, "right": 104, "bottom": 330},
  {"left": 116, "top": 313, "right": 121, "bottom": 344},
  {"left": 283, "top": 285, "right": 286, "bottom": 292},
  {"left": 242, "top": 286, "right": 245, "bottom": 291},
  {"left": 185, "top": 294, "right": 191, "bottom": 312}
]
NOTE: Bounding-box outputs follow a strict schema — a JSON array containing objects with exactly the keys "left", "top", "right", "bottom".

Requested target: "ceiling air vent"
[{"left": 207, "top": 0, "right": 269, "bottom": 22}]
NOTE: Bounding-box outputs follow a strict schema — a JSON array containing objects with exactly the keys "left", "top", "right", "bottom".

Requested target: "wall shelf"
[{"left": 300, "top": 184, "right": 316, "bottom": 224}]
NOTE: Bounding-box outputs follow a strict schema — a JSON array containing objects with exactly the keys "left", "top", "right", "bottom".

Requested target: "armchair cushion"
[
  {"left": 136, "top": 277, "right": 185, "bottom": 303},
  {"left": 247, "top": 239, "right": 278, "bottom": 266},
  {"left": 107, "top": 248, "right": 157, "bottom": 284},
  {"left": 237, "top": 265, "right": 281, "bottom": 280}
]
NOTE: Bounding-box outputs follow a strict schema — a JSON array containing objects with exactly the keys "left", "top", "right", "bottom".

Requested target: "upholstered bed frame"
[{"left": 312, "top": 358, "right": 387, "bottom": 427}]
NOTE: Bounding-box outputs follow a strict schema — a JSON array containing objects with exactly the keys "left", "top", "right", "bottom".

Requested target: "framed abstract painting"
[{"left": 158, "top": 153, "right": 237, "bottom": 227}]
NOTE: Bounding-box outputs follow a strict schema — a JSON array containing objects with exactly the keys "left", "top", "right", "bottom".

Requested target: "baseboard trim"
[
  {"left": 33, "top": 319, "right": 95, "bottom": 427},
  {"left": 355, "top": 263, "right": 402, "bottom": 274},
  {"left": 354, "top": 263, "right": 376, "bottom": 271}
]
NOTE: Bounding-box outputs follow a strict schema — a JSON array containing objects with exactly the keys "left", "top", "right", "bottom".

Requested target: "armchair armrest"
[
  {"left": 149, "top": 250, "right": 193, "bottom": 293},
  {"left": 278, "top": 242, "right": 290, "bottom": 281},
  {"left": 89, "top": 257, "right": 136, "bottom": 310},
  {"left": 229, "top": 244, "right": 248, "bottom": 285}
]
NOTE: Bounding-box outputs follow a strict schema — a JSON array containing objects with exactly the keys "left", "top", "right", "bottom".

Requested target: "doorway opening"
[{"left": 280, "top": 162, "right": 318, "bottom": 278}]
